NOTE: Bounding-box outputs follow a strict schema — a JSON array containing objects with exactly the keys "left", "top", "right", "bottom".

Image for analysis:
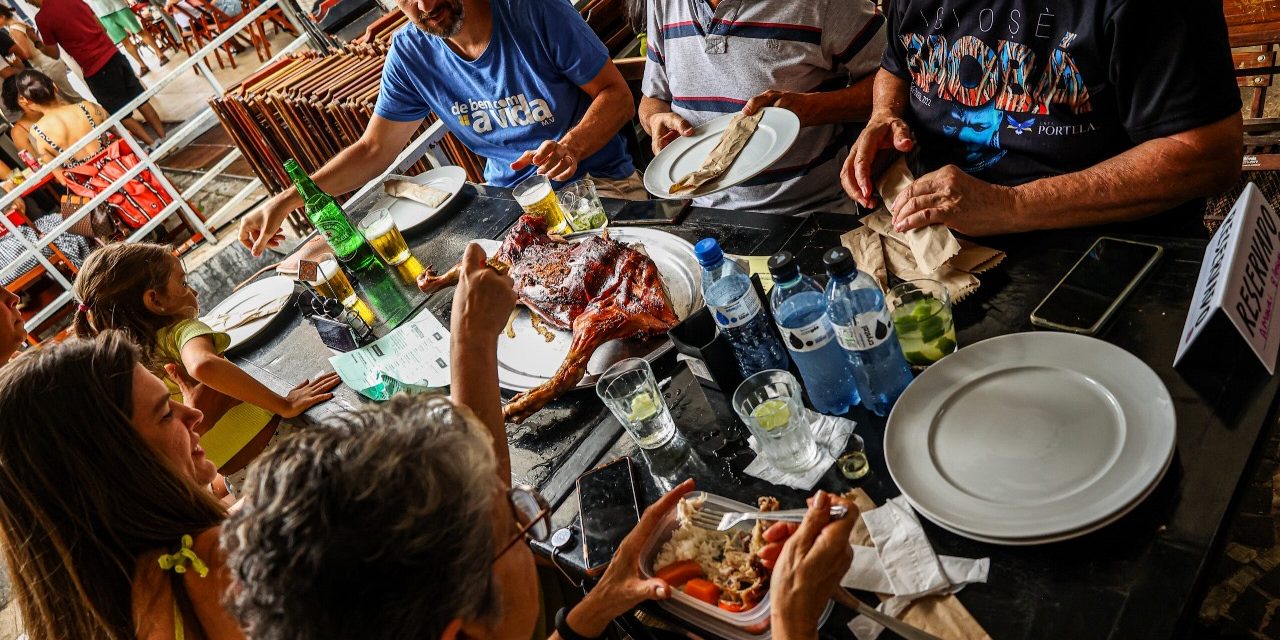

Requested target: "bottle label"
[
  {"left": 781, "top": 317, "right": 834, "bottom": 353},
  {"left": 834, "top": 310, "right": 893, "bottom": 351},
  {"left": 709, "top": 291, "right": 762, "bottom": 329}
]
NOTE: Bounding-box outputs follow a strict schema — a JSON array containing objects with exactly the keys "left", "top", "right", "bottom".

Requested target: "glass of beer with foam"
[
  {"left": 512, "top": 173, "right": 569, "bottom": 233},
  {"left": 309, "top": 258, "right": 358, "bottom": 307},
  {"left": 357, "top": 208, "right": 412, "bottom": 266}
]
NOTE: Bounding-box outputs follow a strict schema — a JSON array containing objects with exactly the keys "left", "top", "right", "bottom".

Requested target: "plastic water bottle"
[
  {"left": 767, "top": 251, "right": 860, "bottom": 415},
  {"left": 823, "top": 247, "right": 913, "bottom": 416},
  {"left": 695, "top": 238, "right": 789, "bottom": 377}
]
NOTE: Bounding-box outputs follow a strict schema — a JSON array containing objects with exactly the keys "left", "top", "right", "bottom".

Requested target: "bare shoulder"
[{"left": 132, "top": 527, "right": 243, "bottom": 640}]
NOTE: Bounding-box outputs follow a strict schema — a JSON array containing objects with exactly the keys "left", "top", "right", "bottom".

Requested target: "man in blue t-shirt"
[{"left": 240, "top": 0, "right": 640, "bottom": 256}]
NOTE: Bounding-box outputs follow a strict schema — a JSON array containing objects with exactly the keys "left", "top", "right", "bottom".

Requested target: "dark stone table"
[{"left": 232, "top": 188, "right": 1277, "bottom": 640}]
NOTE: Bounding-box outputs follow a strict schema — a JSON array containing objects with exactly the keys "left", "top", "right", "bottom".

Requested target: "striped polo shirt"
[{"left": 643, "top": 0, "right": 885, "bottom": 216}]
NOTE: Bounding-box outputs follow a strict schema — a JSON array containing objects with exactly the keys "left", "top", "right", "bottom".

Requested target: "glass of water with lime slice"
[
  {"left": 887, "top": 279, "right": 957, "bottom": 366},
  {"left": 596, "top": 358, "right": 677, "bottom": 449},
  {"left": 732, "top": 370, "right": 820, "bottom": 472}
]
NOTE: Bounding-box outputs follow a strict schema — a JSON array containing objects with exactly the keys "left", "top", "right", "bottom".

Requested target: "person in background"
[
  {"left": 31, "top": 0, "right": 166, "bottom": 148},
  {"left": 842, "top": 0, "right": 1243, "bottom": 236},
  {"left": 222, "top": 244, "right": 858, "bottom": 640},
  {"left": 0, "top": 332, "right": 246, "bottom": 639},
  {"left": 3, "top": 74, "right": 40, "bottom": 157},
  {"left": 71, "top": 242, "right": 341, "bottom": 480},
  {"left": 640, "top": 0, "right": 885, "bottom": 215},
  {"left": 0, "top": 197, "right": 93, "bottom": 289},
  {"left": 16, "top": 70, "right": 111, "bottom": 173},
  {"left": 87, "top": 0, "right": 169, "bottom": 76},
  {"left": 239, "top": 0, "right": 642, "bottom": 256},
  {"left": 0, "top": 287, "right": 23, "bottom": 361},
  {"left": 0, "top": 5, "right": 83, "bottom": 102}
]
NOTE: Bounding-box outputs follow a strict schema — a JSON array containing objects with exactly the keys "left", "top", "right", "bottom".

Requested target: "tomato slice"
[
  {"left": 654, "top": 559, "right": 703, "bottom": 587},
  {"left": 683, "top": 578, "right": 721, "bottom": 606},
  {"left": 717, "top": 599, "right": 750, "bottom": 613}
]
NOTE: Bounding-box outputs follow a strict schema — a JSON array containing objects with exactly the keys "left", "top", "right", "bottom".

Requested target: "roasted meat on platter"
[{"left": 418, "top": 215, "right": 680, "bottom": 422}]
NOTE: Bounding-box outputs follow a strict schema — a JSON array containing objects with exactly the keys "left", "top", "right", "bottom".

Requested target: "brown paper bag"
[
  {"left": 861, "top": 210, "right": 961, "bottom": 275},
  {"left": 881, "top": 234, "right": 979, "bottom": 301},
  {"left": 845, "top": 489, "right": 992, "bottom": 640},
  {"left": 669, "top": 110, "right": 765, "bottom": 194},
  {"left": 840, "top": 226, "right": 889, "bottom": 291},
  {"left": 951, "top": 239, "right": 1006, "bottom": 275},
  {"left": 872, "top": 158, "right": 963, "bottom": 273}
]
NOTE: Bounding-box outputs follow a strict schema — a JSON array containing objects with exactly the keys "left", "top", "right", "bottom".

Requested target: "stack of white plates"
[{"left": 885, "top": 332, "right": 1176, "bottom": 545}]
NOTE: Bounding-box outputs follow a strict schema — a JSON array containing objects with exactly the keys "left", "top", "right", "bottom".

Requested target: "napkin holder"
[
  {"left": 667, "top": 307, "right": 744, "bottom": 394},
  {"left": 297, "top": 289, "right": 374, "bottom": 353}
]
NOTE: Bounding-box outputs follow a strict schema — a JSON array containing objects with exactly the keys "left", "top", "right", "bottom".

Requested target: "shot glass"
[
  {"left": 558, "top": 178, "right": 608, "bottom": 231},
  {"left": 887, "top": 279, "right": 957, "bottom": 366},
  {"left": 309, "top": 258, "right": 358, "bottom": 308},
  {"left": 732, "top": 370, "right": 820, "bottom": 472},
  {"left": 357, "top": 208, "right": 412, "bottom": 266},
  {"left": 513, "top": 173, "right": 569, "bottom": 232},
  {"left": 596, "top": 358, "right": 677, "bottom": 450}
]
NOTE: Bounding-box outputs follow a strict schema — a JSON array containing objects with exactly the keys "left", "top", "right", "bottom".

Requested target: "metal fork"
[{"left": 691, "top": 504, "right": 849, "bottom": 531}]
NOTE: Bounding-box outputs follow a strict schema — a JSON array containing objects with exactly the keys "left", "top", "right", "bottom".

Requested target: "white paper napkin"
[
  {"left": 843, "top": 497, "right": 989, "bottom": 640},
  {"left": 743, "top": 411, "right": 855, "bottom": 490}
]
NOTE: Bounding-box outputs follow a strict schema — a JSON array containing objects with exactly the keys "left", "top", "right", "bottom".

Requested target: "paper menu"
[
  {"left": 731, "top": 255, "right": 774, "bottom": 293},
  {"left": 329, "top": 311, "right": 452, "bottom": 400}
]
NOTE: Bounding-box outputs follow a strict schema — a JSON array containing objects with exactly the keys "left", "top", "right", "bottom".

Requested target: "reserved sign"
[{"left": 1176, "top": 183, "right": 1280, "bottom": 373}]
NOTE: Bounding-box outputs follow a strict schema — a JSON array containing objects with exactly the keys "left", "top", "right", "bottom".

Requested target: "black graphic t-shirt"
[{"left": 882, "top": 0, "right": 1242, "bottom": 187}]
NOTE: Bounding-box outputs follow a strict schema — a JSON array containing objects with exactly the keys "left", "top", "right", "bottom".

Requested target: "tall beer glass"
[
  {"left": 357, "top": 208, "right": 412, "bottom": 266},
  {"left": 512, "top": 174, "right": 569, "bottom": 232}
]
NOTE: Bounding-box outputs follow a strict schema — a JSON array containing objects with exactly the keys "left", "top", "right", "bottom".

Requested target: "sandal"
[
  {"left": 139, "top": 64, "right": 151, "bottom": 75},
  {"left": 158, "top": 55, "right": 170, "bottom": 65}
]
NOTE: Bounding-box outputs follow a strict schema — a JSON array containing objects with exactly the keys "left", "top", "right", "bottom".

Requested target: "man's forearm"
[
  {"left": 450, "top": 329, "right": 510, "bottom": 478},
  {"left": 267, "top": 136, "right": 401, "bottom": 213},
  {"left": 871, "top": 69, "right": 909, "bottom": 118},
  {"left": 795, "top": 73, "right": 876, "bottom": 125},
  {"left": 561, "top": 84, "right": 635, "bottom": 162},
  {"left": 1009, "top": 115, "right": 1242, "bottom": 231},
  {"left": 638, "top": 96, "right": 672, "bottom": 136}
]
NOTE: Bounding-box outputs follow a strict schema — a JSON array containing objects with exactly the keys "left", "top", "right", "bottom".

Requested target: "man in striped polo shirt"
[{"left": 640, "top": 0, "right": 885, "bottom": 216}]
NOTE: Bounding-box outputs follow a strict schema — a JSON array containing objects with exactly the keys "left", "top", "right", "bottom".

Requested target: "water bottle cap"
[
  {"left": 767, "top": 251, "right": 799, "bottom": 280},
  {"left": 823, "top": 246, "right": 857, "bottom": 277},
  {"left": 694, "top": 238, "right": 724, "bottom": 267}
]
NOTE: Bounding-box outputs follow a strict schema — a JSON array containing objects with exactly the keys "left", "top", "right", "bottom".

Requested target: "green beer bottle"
[{"left": 284, "top": 159, "right": 380, "bottom": 272}]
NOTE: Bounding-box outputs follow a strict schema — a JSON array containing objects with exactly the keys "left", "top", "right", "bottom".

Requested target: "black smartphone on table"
[
  {"left": 1030, "top": 237, "right": 1163, "bottom": 335},
  {"left": 609, "top": 198, "right": 691, "bottom": 226},
  {"left": 577, "top": 456, "right": 642, "bottom": 575}
]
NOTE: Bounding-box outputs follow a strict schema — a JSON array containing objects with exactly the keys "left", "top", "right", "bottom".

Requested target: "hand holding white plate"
[{"left": 645, "top": 107, "right": 800, "bottom": 199}]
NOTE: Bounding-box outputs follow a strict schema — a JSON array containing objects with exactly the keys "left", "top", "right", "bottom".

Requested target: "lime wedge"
[
  {"left": 933, "top": 336, "right": 957, "bottom": 356},
  {"left": 751, "top": 398, "right": 793, "bottom": 431},
  {"left": 903, "top": 350, "right": 934, "bottom": 366},
  {"left": 627, "top": 393, "right": 659, "bottom": 422}
]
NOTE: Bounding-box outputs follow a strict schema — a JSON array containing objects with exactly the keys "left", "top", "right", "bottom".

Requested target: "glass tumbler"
[{"left": 732, "top": 369, "right": 820, "bottom": 472}]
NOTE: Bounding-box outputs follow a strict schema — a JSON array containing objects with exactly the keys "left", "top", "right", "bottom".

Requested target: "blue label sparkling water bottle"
[
  {"left": 823, "top": 247, "right": 914, "bottom": 416},
  {"left": 695, "top": 238, "right": 789, "bottom": 377},
  {"left": 767, "top": 251, "right": 860, "bottom": 415}
]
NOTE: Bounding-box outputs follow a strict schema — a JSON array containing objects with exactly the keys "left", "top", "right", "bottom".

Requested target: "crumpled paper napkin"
[
  {"left": 842, "top": 157, "right": 1006, "bottom": 303},
  {"left": 743, "top": 411, "right": 854, "bottom": 490},
  {"left": 843, "top": 496, "right": 990, "bottom": 640}
]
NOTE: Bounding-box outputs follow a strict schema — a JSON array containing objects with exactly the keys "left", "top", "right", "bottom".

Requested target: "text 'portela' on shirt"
[{"left": 882, "top": 0, "right": 1241, "bottom": 188}]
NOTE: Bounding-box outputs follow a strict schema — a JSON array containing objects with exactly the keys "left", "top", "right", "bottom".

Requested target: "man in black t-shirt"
[
  {"left": 0, "top": 30, "right": 23, "bottom": 79},
  {"left": 842, "top": 0, "right": 1244, "bottom": 236}
]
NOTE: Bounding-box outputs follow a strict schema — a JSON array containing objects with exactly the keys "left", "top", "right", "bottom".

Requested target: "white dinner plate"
[
  {"left": 378, "top": 166, "right": 467, "bottom": 231},
  {"left": 916, "top": 438, "right": 1175, "bottom": 545},
  {"left": 199, "top": 275, "right": 296, "bottom": 353},
  {"left": 473, "top": 228, "right": 702, "bottom": 392},
  {"left": 644, "top": 107, "right": 800, "bottom": 199},
  {"left": 885, "top": 332, "right": 1176, "bottom": 540}
]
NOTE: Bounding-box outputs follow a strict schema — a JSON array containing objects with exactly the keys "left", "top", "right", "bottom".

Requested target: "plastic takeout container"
[{"left": 639, "top": 491, "right": 832, "bottom": 638}]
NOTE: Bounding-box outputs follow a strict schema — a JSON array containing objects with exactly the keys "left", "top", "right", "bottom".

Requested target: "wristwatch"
[{"left": 555, "top": 607, "right": 600, "bottom": 640}]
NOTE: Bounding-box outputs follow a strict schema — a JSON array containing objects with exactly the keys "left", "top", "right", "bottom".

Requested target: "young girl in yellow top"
[{"left": 72, "top": 243, "right": 340, "bottom": 477}]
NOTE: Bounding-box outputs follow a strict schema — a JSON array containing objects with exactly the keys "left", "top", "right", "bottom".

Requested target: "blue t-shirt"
[{"left": 374, "top": 0, "right": 635, "bottom": 187}]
